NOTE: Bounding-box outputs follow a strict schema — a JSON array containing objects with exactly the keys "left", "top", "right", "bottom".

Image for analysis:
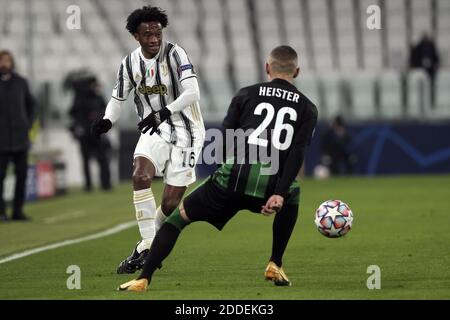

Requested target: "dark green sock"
[
  {"left": 137, "top": 222, "right": 181, "bottom": 281},
  {"left": 137, "top": 208, "right": 188, "bottom": 281},
  {"left": 270, "top": 205, "right": 298, "bottom": 267}
]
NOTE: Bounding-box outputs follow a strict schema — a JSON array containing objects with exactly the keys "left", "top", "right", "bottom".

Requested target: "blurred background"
[{"left": 1, "top": 0, "right": 450, "bottom": 202}]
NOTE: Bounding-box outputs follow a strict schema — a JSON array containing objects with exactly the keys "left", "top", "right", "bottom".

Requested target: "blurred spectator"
[
  {"left": 409, "top": 32, "right": 440, "bottom": 106},
  {"left": 0, "top": 50, "right": 36, "bottom": 221},
  {"left": 65, "top": 71, "right": 112, "bottom": 192},
  {"left": 320, "top": 116, "right": 354, "bottom": 175}
]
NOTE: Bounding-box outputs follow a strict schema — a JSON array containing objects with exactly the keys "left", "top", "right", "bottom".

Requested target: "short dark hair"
[
  {"left": 269, "top": 45, "right": 298, "bottom": 75},
  {"left": 0, "top": 50, "right": 15, "bottom": 70},
  {"left": 126, "top": 6, "right": 168, "bottom": 34}
]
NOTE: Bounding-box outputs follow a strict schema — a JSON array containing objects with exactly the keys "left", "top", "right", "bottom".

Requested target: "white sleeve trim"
[{"left": 180, "top": 74, "right": 197, "bottom": 82}]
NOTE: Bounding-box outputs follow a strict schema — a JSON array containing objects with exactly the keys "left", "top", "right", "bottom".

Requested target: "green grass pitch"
[{"left": 0, "top": 175, "right": 449, "bottom": 300}]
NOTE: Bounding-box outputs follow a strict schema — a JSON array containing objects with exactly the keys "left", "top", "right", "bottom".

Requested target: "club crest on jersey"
[{"left": 138, "top": 84, "right": 168, "bottom": 95}]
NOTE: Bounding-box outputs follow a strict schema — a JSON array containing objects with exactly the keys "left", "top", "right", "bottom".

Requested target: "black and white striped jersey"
[{"left": 112, "top": 41, "right": 205, "bottom": 148}]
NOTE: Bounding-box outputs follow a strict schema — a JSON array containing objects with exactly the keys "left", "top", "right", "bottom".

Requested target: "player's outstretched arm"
[
  {"left": 91, "top": 97, "right": 123, "bottom": 136},
  {"left": 273, "top": 105, "right": 318, "bottom": 198},
  {"left": 93, "top": 58, "right": 132, "bottom": 137}
]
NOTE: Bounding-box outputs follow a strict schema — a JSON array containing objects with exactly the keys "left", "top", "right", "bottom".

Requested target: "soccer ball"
[{"left": 314, "top": 200, "right": 353, "bottom": 238}]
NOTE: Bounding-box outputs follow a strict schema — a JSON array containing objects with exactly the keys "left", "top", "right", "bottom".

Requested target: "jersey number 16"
[{"left": 182, "top": 150, "right": 196, "bottom": 168}]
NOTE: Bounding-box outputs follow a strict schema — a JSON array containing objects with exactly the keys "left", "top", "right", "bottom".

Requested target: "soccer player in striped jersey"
[
  {"left": 118, "top": 45, "right": 318, "bottom": 291},
  {"left": 91, "top": 6, "right": 205, "bottom": 274}
]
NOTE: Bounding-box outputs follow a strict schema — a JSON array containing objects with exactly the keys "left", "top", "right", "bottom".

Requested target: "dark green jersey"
[
  {"left": 212, "top": 162, "right": 301, "bottom": 204},
  {"left": 211, "top": 78, "right": 318, "bottom": 202}
]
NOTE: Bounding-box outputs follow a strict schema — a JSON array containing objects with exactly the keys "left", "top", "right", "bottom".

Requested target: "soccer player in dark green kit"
[{"left": 119, "top": 45, "right": 318, "bottom": 292}]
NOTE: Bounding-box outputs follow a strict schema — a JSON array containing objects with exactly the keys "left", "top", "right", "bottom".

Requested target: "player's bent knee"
[{"left": 132, "top": 171, "right": 152, "bottom": 187}]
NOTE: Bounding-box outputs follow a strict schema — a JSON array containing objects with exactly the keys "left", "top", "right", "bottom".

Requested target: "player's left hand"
[
  {"left": 261, "top": 195, "right": 284, "bottom": 216},
  {"left": 91, "top": 118, "right": 112, "bottom": 137},
  {"left": 137, "top": 107, "right": 172, "bottom": 135}
]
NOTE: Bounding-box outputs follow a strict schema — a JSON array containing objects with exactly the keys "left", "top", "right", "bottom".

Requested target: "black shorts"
[{"left": 183, "top": 178, "right": 299, "bottom": 230}]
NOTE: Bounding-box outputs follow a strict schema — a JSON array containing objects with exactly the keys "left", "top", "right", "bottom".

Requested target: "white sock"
[
  {"left": 155, "top": 206, "right": 168, "bottom": 233},
  {"left": 133, "top": 188, "right": 156, "bottom": 253},
  {"left": 136, "top": 238, "right": 153, "bottom": 254}
]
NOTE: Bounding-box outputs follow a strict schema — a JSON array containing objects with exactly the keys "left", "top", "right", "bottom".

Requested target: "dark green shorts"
[{"left": 183, "top": 178, "right": 300, "bottom": 230}]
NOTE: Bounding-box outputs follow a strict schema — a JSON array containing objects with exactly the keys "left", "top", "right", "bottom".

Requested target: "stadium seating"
[
  {"left": 255, "top": 0, "right": 281, "bottom": 59},
  {"left": 335, "top": 0, "right": 358, "bottom": 70},
  {"left": 435, "top": 70, "right": 450, "bottom": 116},
  {"left": 360, "top": 0, "right": 383, "bottom": 70},
  {"left": 282, "top": 0, "right": 310, "bottom": 71},
  {"left": 437, "top": 0, "right": 450, "bottom": 67},
  {"left": 411, "top": 0, "right": 432, "bottom": 43},
  {"left": 347, "top": 71, "right": 378, "bottom": 120},
  {"left": 378, "top": 70, "right": 404, "bottom": 119},
  {"left": 0, "top": 0, "right": 448, "bottom": 122},
  {"left": 406, "top": 70, "right": 431, "bottom": 119},
  {"left": 385, "top": 0, "right": 408, "bottom": 69},
  {"left": 317, "top": 72, "right": 345, "bottom": 119},
  {"left": 309, "top": 0, "right": 334, "bottom": 71},
  {"left": 296, "top": 74, "right": 320, "bottom": 107}
]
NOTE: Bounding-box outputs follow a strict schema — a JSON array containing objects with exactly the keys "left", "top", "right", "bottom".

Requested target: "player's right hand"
[
  {"left": 261, "top": 195, "right": 284, "bottom": 216},
  {"left": 91, "top": 119, "right": 112, "bottom": 137},
  {"left": 138, "top": 107, "right": 172, "bottom": 135}
]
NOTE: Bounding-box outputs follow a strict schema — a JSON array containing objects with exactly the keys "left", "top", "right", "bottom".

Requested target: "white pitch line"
[
  {"left": 0, "top": 221, "right": 136, "bottom": 265},
  {"left": 43, "top": 210, "right": 86, "bottom": 224}
]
